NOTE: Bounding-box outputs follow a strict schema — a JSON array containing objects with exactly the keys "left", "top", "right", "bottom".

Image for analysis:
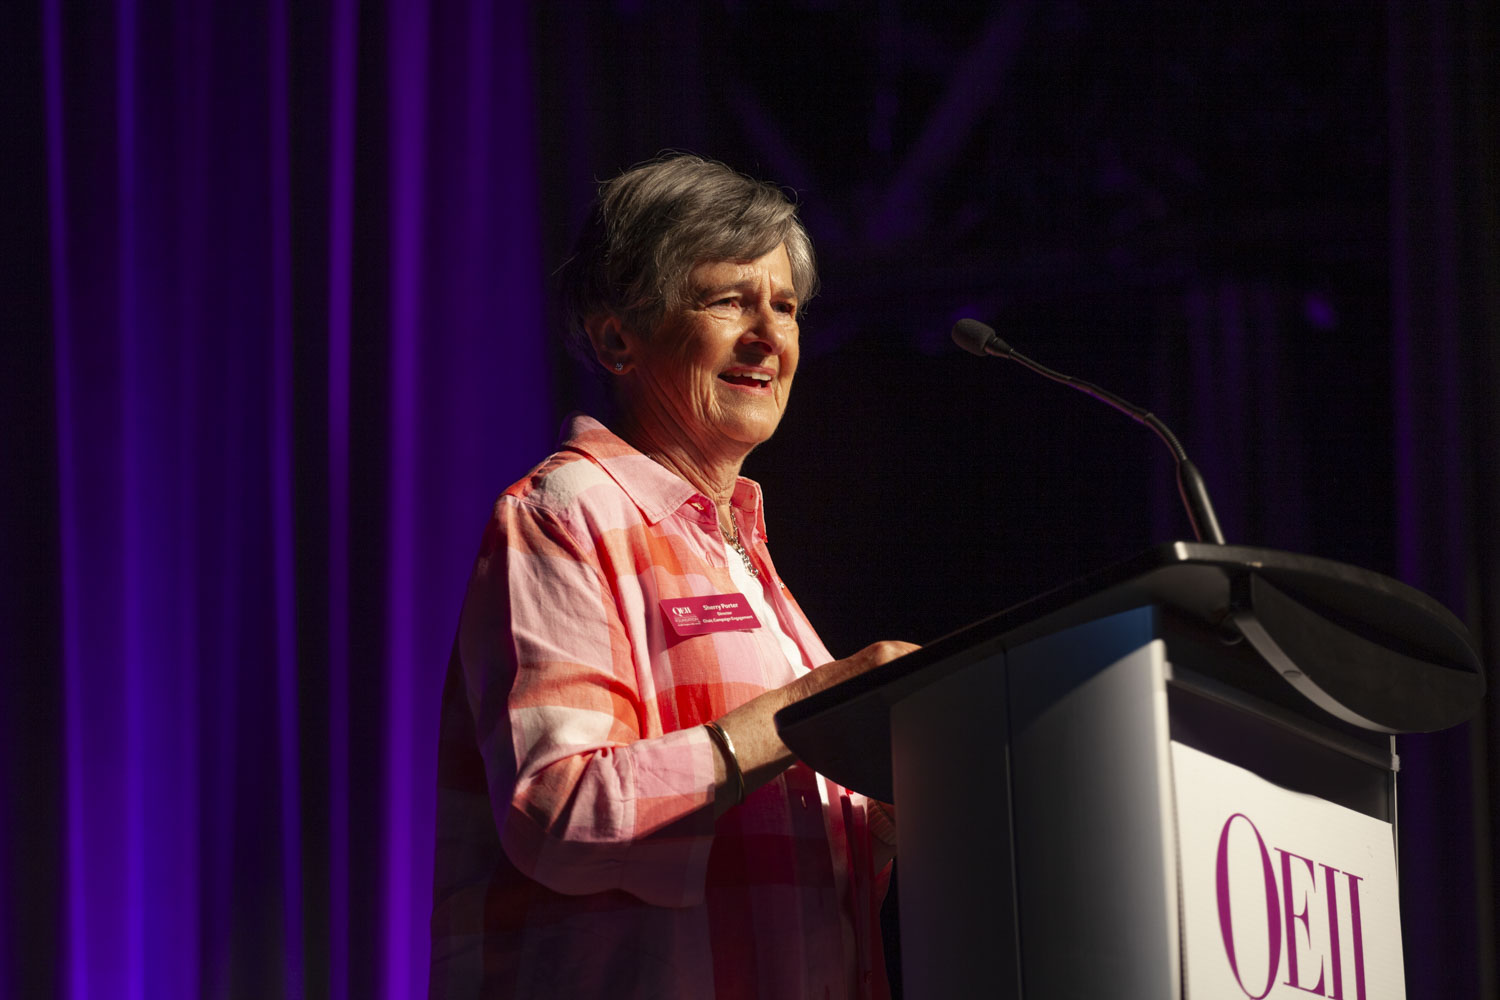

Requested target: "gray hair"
[{"left": 558, "top": 154, "right": 818, "bottom": 365}]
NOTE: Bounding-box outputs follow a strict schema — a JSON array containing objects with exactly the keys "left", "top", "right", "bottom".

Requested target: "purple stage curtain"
[
  {"left": 1387, "top": 2, "right": 1500, "bottom": 996},
  {"left": 9, "top": 0, "right": 551, "bottom": 996}
]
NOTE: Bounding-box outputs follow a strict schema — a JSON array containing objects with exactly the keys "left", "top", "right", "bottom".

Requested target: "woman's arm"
[
  {"left": 464, "top": 490, "right": 915, "bottom": 903},
  {"left": 708, "top": 640, "right": 919, "bottom": 819}
]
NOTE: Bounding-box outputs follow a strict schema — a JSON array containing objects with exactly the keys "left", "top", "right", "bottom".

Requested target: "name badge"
[{"left": 660, "top": 594, "right": 762, "bottom": 637}]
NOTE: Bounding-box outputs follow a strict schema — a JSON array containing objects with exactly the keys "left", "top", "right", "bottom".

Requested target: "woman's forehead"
[{"left": 684, "top": 245, "right": 794, "bottom": 290}]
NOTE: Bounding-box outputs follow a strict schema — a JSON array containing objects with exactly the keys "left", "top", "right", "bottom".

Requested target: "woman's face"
[{"left": 623, "top": 243, "right": 800, "bottom": 465}]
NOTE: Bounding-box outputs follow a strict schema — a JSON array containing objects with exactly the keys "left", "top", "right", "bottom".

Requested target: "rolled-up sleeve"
[{"left": 457, "top": 494, "right": 719, "bottom": 908}]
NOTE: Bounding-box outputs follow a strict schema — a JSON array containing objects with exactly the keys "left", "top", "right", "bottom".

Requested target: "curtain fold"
[
  {"left": 1387, "top": 0, "right": 1498, "bottom": 995},
  {"left": 25, "top": 1, "right": 550, "bottom": 996}
]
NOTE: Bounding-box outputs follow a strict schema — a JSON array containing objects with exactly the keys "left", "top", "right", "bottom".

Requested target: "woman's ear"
[{"left": 584, "top": 314, "right": 633, "bottom": 374}]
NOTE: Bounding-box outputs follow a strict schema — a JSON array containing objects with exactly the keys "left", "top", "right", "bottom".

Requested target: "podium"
[{"left": 774, "top": 542, "right": 1484, "bottom": 999}]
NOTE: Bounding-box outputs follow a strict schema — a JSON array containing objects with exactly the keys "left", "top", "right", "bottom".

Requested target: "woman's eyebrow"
[{"left": 693, "top": 277, "right": 797, "bottom": 303}]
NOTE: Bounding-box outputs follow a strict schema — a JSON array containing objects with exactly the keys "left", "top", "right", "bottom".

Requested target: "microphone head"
[{"left": 951, "top": 318, "right": 1011, "bottom": 358}]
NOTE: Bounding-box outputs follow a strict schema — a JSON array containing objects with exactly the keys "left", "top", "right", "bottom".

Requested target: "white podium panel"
[
  {"left": 1173, "top": 742, "right": 1404, "bottom": 1000},
  {"left": 1008, "top": 633, "right": 1181, "bottom": 1000},
  {"left": 888, "top": 608, "right": 1407, "bottom": 1000}
]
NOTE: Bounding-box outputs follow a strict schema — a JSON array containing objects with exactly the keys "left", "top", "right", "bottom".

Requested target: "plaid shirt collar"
[{"left": 558, "top": 413, "right": 769, "bottom": 542}]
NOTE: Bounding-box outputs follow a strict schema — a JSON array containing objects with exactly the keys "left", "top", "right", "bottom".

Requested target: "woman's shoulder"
[
  {"left": 474, "top": 450, "right": 632, "bottom": 561},
  {"left": 496, "top": 413, "right": 697, "bottom": 539},
  {"left": 504, "top": 446, "right": 620, "bottom": 518}
]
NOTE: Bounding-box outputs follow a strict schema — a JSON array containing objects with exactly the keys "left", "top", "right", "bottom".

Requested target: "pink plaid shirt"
[{"left": 429, "top": 415, "right": 891, "bottom": 999}]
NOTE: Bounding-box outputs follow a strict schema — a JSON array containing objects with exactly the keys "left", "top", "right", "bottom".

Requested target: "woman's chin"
[{"left": 719, "top": 413, "right": 784, "bottom": 451}]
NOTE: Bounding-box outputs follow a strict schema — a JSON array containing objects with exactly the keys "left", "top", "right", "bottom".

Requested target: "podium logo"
[{"left": 1215, "top": 812, "right": 1368, "bottom": 999}]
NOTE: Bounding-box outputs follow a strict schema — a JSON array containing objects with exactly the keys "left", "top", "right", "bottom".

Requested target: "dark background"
[{"left": 536, "top": 1, "right": 1404, "bottom": 646}]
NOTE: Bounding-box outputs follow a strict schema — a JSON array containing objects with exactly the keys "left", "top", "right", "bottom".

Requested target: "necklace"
[{"left": 722, "top": 515, "right": 759, "bottom": 578}]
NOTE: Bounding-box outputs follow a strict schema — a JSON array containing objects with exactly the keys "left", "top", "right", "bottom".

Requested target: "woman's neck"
[{"left": 615, "top": 413, "right": 746, "bottom": 530}]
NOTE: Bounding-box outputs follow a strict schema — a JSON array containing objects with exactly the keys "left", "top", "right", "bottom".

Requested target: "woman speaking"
[{"left": 429, "top": 155, "right": 916, "bottom": 999}]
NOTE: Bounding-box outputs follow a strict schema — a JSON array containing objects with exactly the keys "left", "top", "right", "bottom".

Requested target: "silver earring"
[{"left": 614, "top": 362, "right": 624, "bottom": 371}]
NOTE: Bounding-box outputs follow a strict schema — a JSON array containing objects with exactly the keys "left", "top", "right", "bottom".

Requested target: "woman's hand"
[
  {"left": 789, "top": 640, "right": 921, "bottom": 704},
  {"left": 709, "top": 640, "right": 920, "bottom": 817}
]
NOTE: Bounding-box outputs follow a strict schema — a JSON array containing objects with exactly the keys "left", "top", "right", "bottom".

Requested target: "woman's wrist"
[{"left": 703, "top": 720, "right": 745, "bottom": 807}]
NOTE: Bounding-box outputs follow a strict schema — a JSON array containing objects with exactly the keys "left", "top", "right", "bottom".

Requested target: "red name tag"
[{"left": 660, "top": 594, "right": 762, "bottom": 637}]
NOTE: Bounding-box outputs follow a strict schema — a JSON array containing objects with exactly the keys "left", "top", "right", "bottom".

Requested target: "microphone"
[{"left": 951, "top": 318, "right": 1227, "bottom": 545}]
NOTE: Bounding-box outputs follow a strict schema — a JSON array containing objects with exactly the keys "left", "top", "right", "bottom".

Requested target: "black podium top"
[{"left": 775, "top": 542, "right": 1484, "bottom": 798}]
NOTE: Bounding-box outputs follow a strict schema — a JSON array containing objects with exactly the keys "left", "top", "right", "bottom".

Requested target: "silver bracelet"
[{"left": 704, "top": 721, "right": 746, "bottom": 807}]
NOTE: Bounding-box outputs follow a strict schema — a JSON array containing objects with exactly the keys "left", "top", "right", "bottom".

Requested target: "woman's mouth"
[{"left": 718, "top": 372, "right": 773, "bottom": 389}]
